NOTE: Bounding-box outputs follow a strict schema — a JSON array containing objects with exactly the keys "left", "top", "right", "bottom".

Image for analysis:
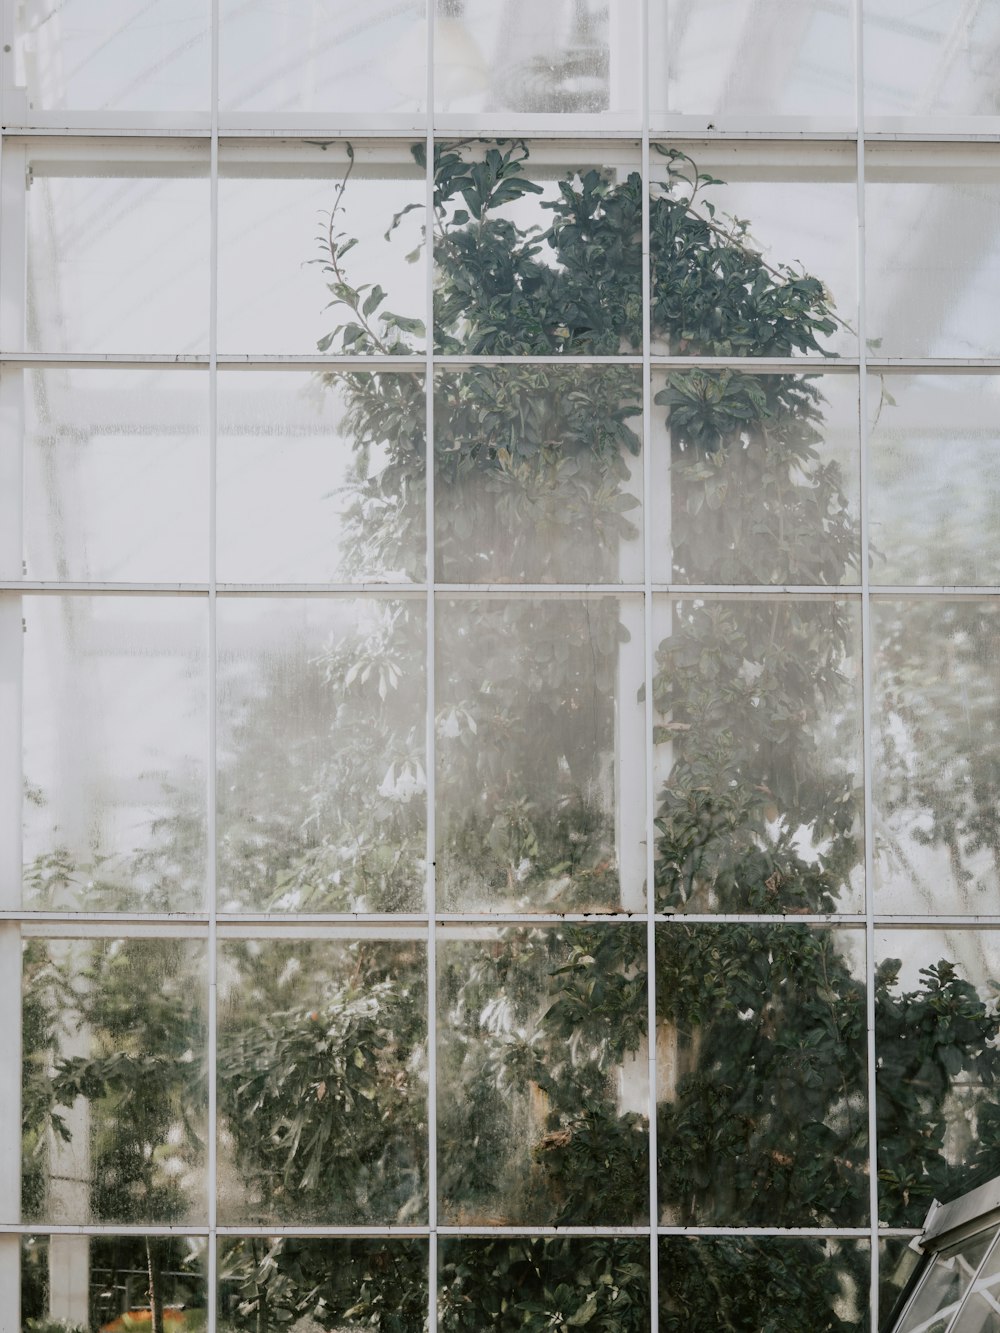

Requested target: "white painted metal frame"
[{"left": 4, "top": 0, "right": 1000, "bottom": 1329}]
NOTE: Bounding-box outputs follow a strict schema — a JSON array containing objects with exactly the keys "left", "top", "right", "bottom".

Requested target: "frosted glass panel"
[
  {"left": 652, "top": 597, "right": 864, "bottom": 914},
  {"left": 11, "top": 0, "right": 209, "bottom": 117},
  {"left": 438, "top": 923, "right": 648, "bottom": 1226},
  {"left": 217, "top": 141, "right": 425, "bottom": 356},
  {"left": 865, "top": 0, "right": 1000, "bottom": 124},
  {"left": 220, "top": 0, "right": 426, "bottom": 116},
  {"left": 217, "top": 369, "right": 425, "bottom": 584},
  {"left": 869, "top": 374, "right": 1000, "bottom": 586},
  {"left": 22, "top": 936, "right": 207, "bottom": 1225},
  {"left": 217, "top": 596, "right": 425, "bottom": 914},
  {"left": 22, "top": 596, "right": 207, "bottom": 912},
  {"left": 218, "top": 935, "right": 427, "bottom": 1224},
  {"left": 866, "top": 145, "right": 1000, "bottom": 358},
  {"left": 872, "top": 599, "right": 1000, "bottom": 915},
  {"left": 650, "top": 143, "right": 857, "bottom": 357},
  {"left": 435, "top": 595, "right": 645, "bottom": 913},
  {"left": 20, "top": 368, "right": 208, "bottom": 584},
  {"left": 652, "top": 371, "right": 860, "bottom": 585},
  {"left": 652, "top": 0, "right": 855, "bottom": 125},
  {"left": 657, "top": 925, "right": 868, "bottom": 1225},
  {"left": 435, "top": 365, "right": 643, "bottom": 583},
  {"left": 435, "top": 0, "right": 641, "bottom": 119},
  {"left": 24, "top": 143, "right": 210, "bottom": 354}
]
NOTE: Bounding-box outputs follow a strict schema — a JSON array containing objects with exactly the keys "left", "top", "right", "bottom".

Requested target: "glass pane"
[
  {"left": 866, "top": 145, "right": 1000, "bottom": 359},
  {"left": 218, "top": 1237, "right": 428, "bottom": 1330},
  {"left": 438, "top": 923, "right": 648, "bottom": 1226},
  {"left": 22, "top": 1234, "right": 207, "bottom": 1332},
  {"left": 652, "top": 0, "right": 855, "bottom": 126},
  {"left": 895, "top": 1233, "right": 994, "bottom": 1333},
  {"left": 876, "top": 929, "right": 1000, "bottom": 1227},
  {"left": 652, "top": 370, "right": 860, "bottom": 585},
  {"left": 22, "top": 936, "right": 207, "bottom": 1225},
  {"left": 19, "top": 368, "right": 209, "bottom": 584},
  {"left": 656, "top": 924, "right": 868, "bottom": 1226},
  {"left": 952, "top": 1232, "right": 1000, "bottom": 1332},
  {"left": 649, "top": 142, "right": 857, "bottom": 357},
  {"left": 432, "top": 140, "right": 642, "bottom": 355},
  {"left": 217, "top": 140, "right": 425, "bottom": 356},
  {"left": 659, "top": 1237, "right": 870, "bottom": 1333},
  {"left": 869, "top": 374, "right": 1000, "bottom": 587},
  {"left": 435, "top": 595, "right": 645, "bottom": 913},
  {"left": 217, "top": 934, "right": 427, "bottom": 1225},
  {"left": 440, "top": 1236, "right": 650, "bottom": 1331},
  {"left": 25, "top": 142, "right": 210, "bottom": 354},
  {"left": 865, "top": 0, "right": 1000, "bottom": 125},
  {"left": 12, "top": 1, "right": 209, "bottom": 117},
  {"left": 435, "top": 365, "right": 643, "bottom": 584},
  {"left": 22, "top": 596, "right": 207, "bottom": 913},
  {"left": 217, "top": 596, "right": 425, "bottom": 914},
  {"left": 872, "top": 599, "right": 1000, "bottom": 915},
  {"left": 217, "top": 369, "right": 425, "bottom": 585},
  {"left": 219, "top": 0, "right": 426, "bottom": 117},
  {"left": 435, "top": 0, "right": 641, "bottom": 120},
  {"left": 883, "top": 1237, "right": 927, "bottom": 1331},
  {"left": 652, "top": 597, "right": 864, "bottom": 914}
]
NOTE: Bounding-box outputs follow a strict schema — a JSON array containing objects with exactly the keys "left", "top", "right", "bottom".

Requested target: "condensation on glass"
[
  {"left": 869, "top": 373, "right": 1000, "bottom": 587},
  {"left": 217, "top": 368, "right": 426, "bottom": 585},
  {"left": 437, "top": 921, "right": 649, "bottom": 1226},
  {"left": 651, "top": 595, "right": 864, "bottom": 914},
  {"left": 871, "top": 599, "right": 1000, "bottom": 915},
  {"left": 20, "top": 595, "right": 207, "bottom": 913},
  {"left": 652, "top": 370, "right": 861, "bottom": 586},
  {"left": 216, "top": 595, "right": 426, "bottom": 914},
  {"left": 435, "top": 365, "right": 643, "bottom": 584},
  {"left": 14, "top": 367, "right": 210, "bottom": 585},
  {"left": 21, "top": 139, "right": 211, "bottom": 355},
  {"left": 217, "top": 931, "right": 427, "bottom": 1224},
  {"left": 4, "top": 2, "right": 1000, "bottom": 1331},
  {"left": 435, "top": 595, "right": 645, "bottom": 913},
  {"left": 865, "top": 143, "right": 1000, "bottom": 359}
]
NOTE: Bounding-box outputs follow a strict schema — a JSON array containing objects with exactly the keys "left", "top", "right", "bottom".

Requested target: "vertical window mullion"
[
  {"left": 641, "top": 0, "right": 658, "bottom": 1324},
  {"left": 426, "top": 4, "right": 438, "bottom": 1328},
  {"left": 207, "top": 0, "right": 220, "bottom": 1327},
  {"left": 854, "top": 0, "right": 880, "bottom": 1323}
]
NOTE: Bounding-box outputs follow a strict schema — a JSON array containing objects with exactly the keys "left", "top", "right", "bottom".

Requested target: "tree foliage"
[{"left": 22, "top": 138, "right": 1000, "bottom": 1332}]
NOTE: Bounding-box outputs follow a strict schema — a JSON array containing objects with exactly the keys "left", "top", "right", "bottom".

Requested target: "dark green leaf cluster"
[{"left": 440, "top": 1238, "right": 649, "bottom": 1332}]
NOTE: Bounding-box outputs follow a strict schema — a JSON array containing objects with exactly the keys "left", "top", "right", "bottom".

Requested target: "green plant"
[{"left": 23, "top": 137, "right": 1000, "bottom": 1331}]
